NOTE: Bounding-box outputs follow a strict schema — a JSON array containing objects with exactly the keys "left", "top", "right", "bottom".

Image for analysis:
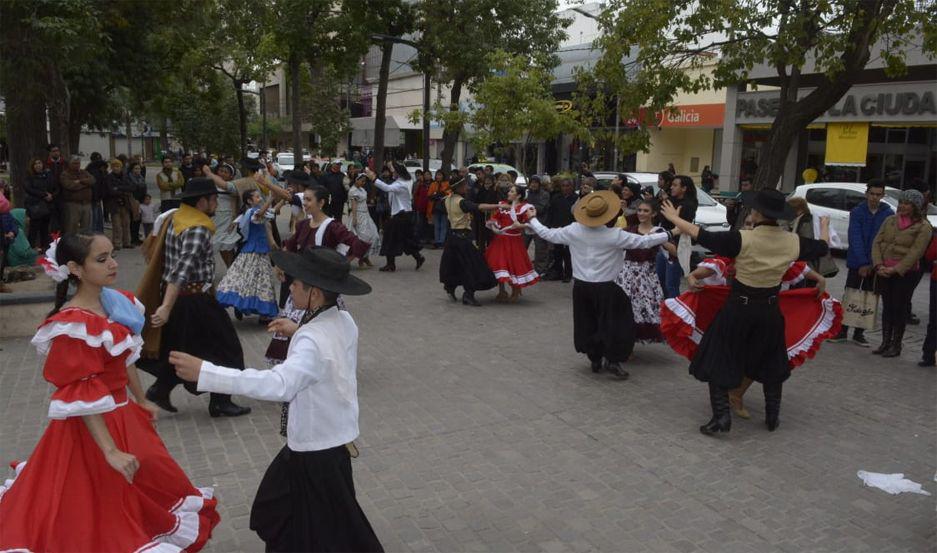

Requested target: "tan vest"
[
  {"left": 735, "top": 225, "right": 801, "bottom": 288},
  {"left": 446, "top": 193, "right": 472, "bottom": 230}
]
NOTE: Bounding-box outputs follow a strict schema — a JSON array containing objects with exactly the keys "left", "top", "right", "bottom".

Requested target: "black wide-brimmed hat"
[
  {"left": 241, "top": 157, "right": 264, "bottom": 172},
  {"left": 178, "top": 177, "right": 230, "bottom": 200},
  {"left": 271, "top": 247, "right": 371, "bottom": 296},
  {"left": 750, "top": 189, "right": 795, "bottom": 220}
]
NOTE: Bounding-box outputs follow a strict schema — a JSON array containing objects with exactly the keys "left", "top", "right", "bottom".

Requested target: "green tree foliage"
[
  {"left": 587, "top": 0, "right": 937, "bottom": 188},
  {"left": 471, "top": 51, "right": 583, "bottom": 174},
  {"left": 162, "top": 72, "right": 243, "bottom": 155},
  {"left": 414, "top": 0, "right": 570, "bottom": 170}
]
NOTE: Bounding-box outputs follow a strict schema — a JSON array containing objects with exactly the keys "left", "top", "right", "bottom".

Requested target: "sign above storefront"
[
  {"left": 623, "top": 103, "right": 725, "bottom": 129},
  {"left": 734, "top": 81, "right": 937, "bottom": 124}
]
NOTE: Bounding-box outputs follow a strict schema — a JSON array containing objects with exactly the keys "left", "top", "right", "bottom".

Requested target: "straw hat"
[{"left": 573, "top": 190, "right": 622, "bottom": 227}]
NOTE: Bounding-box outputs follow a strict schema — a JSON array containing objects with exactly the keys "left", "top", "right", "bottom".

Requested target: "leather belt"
[
  {"left": 733, "top": 294, "right": 777, "bottom": 305},
  {"left": 179, "top": 282, "right": 211, "bottom": 295}
]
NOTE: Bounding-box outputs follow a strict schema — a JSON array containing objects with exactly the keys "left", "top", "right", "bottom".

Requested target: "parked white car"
[
  {"left": 789, "top": 182, "right": 937, "bottom": 249},
  {"left": 403, "top": 159, "right": 443, "bottom": 174},
  {"left": 276, "top": 153, "right": 295, "bottom": 174},
  {"left": 468, "top": 163, "right": 527, "bottom": 186},
  {"left": 592, "top": 171, "right": 729, "bottom": 232}
]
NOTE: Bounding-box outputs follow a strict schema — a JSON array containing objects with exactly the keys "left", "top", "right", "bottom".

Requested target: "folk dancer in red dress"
[
  {"left": 658, "top": 190, "right": 836, "bottom": 435},
  {"left": 485, "top": 185, "right": 540, "bottom": 303},
  {"left": 0, "top": 232, "right": 219, "bottom": 552}
]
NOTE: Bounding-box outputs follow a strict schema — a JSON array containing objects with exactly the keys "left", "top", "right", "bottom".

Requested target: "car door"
[{"left": 805, "top": 187, "right": 848, "bottom": 239}]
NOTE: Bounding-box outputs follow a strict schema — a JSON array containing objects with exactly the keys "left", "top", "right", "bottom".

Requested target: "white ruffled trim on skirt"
[
  {"left": 493, "top": 268, "right": 540, "bottom": 286},
  {"left": 48, "top": 396, "right": 128, "bottom": 420},
  {"left": 786, "top": 296, "right": 839, "bottom": 360}
]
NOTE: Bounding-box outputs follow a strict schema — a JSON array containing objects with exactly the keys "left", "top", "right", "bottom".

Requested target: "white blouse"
[
  {"left": 528, "top": 218, "right": 670, "bottom": 283},
  {"left": 373, "top": 178, "right": 413, "bottom": 216},
  {"left": 197, "top": 306, "right": 360, "bottom": 452}
]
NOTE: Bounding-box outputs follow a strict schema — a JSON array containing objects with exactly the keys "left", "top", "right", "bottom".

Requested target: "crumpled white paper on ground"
[{"left": 857, "top": 471, "right": 932, "bottom": 496}]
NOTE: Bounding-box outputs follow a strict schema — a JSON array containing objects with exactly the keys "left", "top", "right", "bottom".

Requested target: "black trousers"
[
  {"left": 879, "top": 270, "right": 920, "bottom": 336},
  {"left": 923, "top": 279, "right": 936, "bottom": 360},
  {"left": 27, "top": 215, "right": 51, "bottom": 250},
  {"left": 551, "top": 245, "right": 572, "bottom": 279},
  {"left": 572, "top": 280, "right": 635, "bottom": 363}
]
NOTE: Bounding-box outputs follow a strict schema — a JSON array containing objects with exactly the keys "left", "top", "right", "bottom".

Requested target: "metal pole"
[
  {"left": 261, "top": 81, "right": 268, "bottom": 153},
  {"left": 423, "top": 70, "right": 430, "bottom": 172}
]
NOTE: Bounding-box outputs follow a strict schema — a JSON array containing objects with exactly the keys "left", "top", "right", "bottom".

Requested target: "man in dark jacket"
[
  {"left": 85, "top": 152, "right": 109, "bottom": 233},
  {"left": 544, "top": 178, "right": 577, "bottom": 282},
  {"left": 320, "top": 161, "right": 347, "bottom": 220},
  {"left": 831, "top": 178, "right": 894, "bottom": 345}
]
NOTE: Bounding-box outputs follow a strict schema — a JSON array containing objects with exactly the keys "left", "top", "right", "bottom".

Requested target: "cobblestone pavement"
[{"left": 1, "top": 206, "right": 935, "bottom": 551}]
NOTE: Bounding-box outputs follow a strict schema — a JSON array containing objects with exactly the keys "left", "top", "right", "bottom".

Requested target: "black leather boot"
[
  {"left": 445, "top": 287, "right": 458, "bottom": 302},
  {"left": 145, "top": 383, "right": 177, "bottom": 413},
  {"left": 872, "top": 322, "right": 892, "bottom": 355},
  {"left": 764, "top": 381, "right": 782, "bottom": 431},
  {"left": 882, "top": 326, "right": 905, "bottom": 358},
  {"left": 209, "top": 393, "right": 252, "bottom": 417},
  {"left": 700, "top": 383, "right": 731, "bottom": 435},
  {"left": 461, "top": 291, "right": 482, "bottom": 306}
]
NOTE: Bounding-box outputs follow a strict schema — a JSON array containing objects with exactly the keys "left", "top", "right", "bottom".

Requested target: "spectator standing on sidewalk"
[
  {"left": 831, "top": 179, "right": 892, "bottom": 346},
  {"left": 525, "top": 175, "right": 552, "bottom": 275},
  {"left": 85, "top": 152, "right": 109, "bottom": 233},
  {"left": 59, "top": 155, "right": 95, "bottom": 234},
  {"left": 870, "top": 189, "right": 932, "bottom": 358}
]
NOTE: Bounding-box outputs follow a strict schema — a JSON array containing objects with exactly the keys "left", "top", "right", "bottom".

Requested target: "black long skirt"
[
  {"left": 143, "top": 292, "right": 245, "bottom": 394},
  {"left": 250, "top": 445, "right": 384, "bottom": 553},
  {"left": 689, "top": 282, "right": 789, "bottom": 388},
  {"left": 572, "top": 279, "right": 635, "bottom": 363},
  {"left": 439, "top": 230, "right": 498, "bottom": 292},
  {"left": 379, "top": 211, "right": 421, "bottom": 257}
]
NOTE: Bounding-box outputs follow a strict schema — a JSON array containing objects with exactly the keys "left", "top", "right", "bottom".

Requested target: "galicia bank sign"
[{"left": 734, "top": 81, "right": 937, "bottom": 124}]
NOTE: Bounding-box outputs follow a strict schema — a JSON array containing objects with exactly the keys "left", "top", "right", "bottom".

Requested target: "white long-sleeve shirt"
[
  {"left": 528, "top": 218, "right": 670, "bottom": 282},
  {"left": 373, "top": 178, "right": 413, "bottom": 216},
  {"left": 197, "top": 306, "right": 360, "bottom": 452}
]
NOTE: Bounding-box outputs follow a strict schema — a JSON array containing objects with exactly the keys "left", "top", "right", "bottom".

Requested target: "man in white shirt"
[
  {"left": 528, "top": 190, "right": 673, "bottom": 379},
  {"left": 170, "top": 247, "right": 383, "bottom": 552}
]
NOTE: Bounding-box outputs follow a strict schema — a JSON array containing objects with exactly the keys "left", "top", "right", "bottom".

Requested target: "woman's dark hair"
[
  {"left": 241, "top": 189, "right": 260, "bottom": 214},
  {"left": 391, "top": 161, "right": 411, "bottom": 181},
  {"left": 128, "top": 161, "right": 142, "bottom": 173},
  {"left": 49, "top": 232, "right": 105, "bottom": 317},
  {"left": 483, "top": 175, "right": 495, "bottom": 188},
  {"left": 511, "top": 185, "right": 526, "bottom": 200},
  {"left": 308, "top": 185, "right": 331, "bottom": 208},
  {"left": 28, "top": 157, "right": 45, "bottom": 176},
  {"left": 658, "top": 170, "right": 674, "bottom": 185},
  {"left": 637, "top": 198, "right": 659, "bottom": 212},
  {"left": 673, "top": 174, "right": 698, "bottom": 202},
  {"left": 434, "top": 169, "right": 446, "bottom": 180}
]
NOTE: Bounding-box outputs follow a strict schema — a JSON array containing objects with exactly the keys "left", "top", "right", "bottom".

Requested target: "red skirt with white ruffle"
[
  {"left": 0, "top": 402, "right": 219, "bottom": 552},
  {"left": 660, "top": 286, "right": 843, "bottom": 369}
]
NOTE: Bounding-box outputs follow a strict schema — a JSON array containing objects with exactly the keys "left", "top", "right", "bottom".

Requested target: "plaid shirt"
[{"left": 162, "top": 221, "right": 215, "bottom": 285}]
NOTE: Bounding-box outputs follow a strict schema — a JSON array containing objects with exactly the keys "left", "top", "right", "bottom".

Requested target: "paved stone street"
[{"left": 1, "top": 201, "right": 935, "bottom": 551}]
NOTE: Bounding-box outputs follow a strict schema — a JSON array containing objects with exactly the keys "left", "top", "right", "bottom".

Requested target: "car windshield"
[
  {"left": 278, "top": 155, "right": 293, "bottom": 164},
  {"left": 695, "top": 188, "right": 717, "bottom": 207}
]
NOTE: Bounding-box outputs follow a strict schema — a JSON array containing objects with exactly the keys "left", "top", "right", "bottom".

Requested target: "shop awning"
[
  {"left": 350, "top": 115, "right": 421, "bottom": 147},
  {"left": 824, "top": 122, "right": 869, "bottom": 167}
]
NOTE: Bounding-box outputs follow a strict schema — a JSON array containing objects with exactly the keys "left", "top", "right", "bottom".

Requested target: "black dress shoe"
[
  {"left": 918, "top": 359, "right": 936, "bottom": 367},
  {"left": 209, "top": 401, "right": 252, "bottom": 418},
  {"left": 590, "top": 360, "right": 604, "bottom": 373},
  {"left": 445, "top": 288, "right": 458, "bottom": 302},
  {"left": 379, "top": 265, "right": 396, "bottom": 272},
  {"left": 700, "top": 417, "right": 732, "bottom": 435},
  {"left": 461, "top": 292, "right": 482, "bottom": 306},
  {"left": 145, "top": 385, "right": 178, "bottom": 413},
  {"left": 606, "top": 361, "right": 629, "bottom": 380},
  {"left": 415, "top": 254, "right": 426, "bottom": 270}
]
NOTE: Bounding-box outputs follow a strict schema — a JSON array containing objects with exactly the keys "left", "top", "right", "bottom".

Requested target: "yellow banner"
[{"left": 825, "top": 122, "right": 869, "bottom": 167}]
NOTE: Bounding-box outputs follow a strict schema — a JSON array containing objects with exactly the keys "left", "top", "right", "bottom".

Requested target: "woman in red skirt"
[
  {"left": 1, "top": 232, "right": 219, "bottom": 552},
  {"left": 485, "top": 184, "right": 540, "bottom": 302}
]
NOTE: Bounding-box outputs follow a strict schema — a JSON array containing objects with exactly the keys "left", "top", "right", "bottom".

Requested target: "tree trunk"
[
  {"left": 6, "top": 86, "right": 48, "bottom": 207},
  {"left": 234, "top": 79, "right": 248, "bottom": 158},
  {"left": 289, "top": 52, "right": 303, "bottom": 161},
  {"left": 159, "top": 117, "right": 169, "bottom": 158},
  {"left": 439, "top": 74, "right": 464, "bottom": 173},
  {"left": 373, "top": 40, "right": 393, "bottom": 170},
  {"left": 125, "top": 113, "right": 133, "bottom": 157},
  {"left": 67, "top": 116, "right": 82, "bottom": 156},
  {"left": 47, "top": 66, "right": 70, "bottom": 157}
]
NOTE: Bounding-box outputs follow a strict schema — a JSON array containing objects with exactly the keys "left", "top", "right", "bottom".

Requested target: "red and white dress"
[
  {"left": 660, "top": 259, "right": 842, "bottom": 369},
  {"left": 484, "top": 202, "right": 540, "bottom": 287},
  {"left": 0, "top": 291, "right": 219, "bottom": 552}
]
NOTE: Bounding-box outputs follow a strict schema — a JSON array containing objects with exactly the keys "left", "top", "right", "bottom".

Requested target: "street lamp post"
[{"left": 371, "top": 34, "right": 431, "bottom": 173}]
